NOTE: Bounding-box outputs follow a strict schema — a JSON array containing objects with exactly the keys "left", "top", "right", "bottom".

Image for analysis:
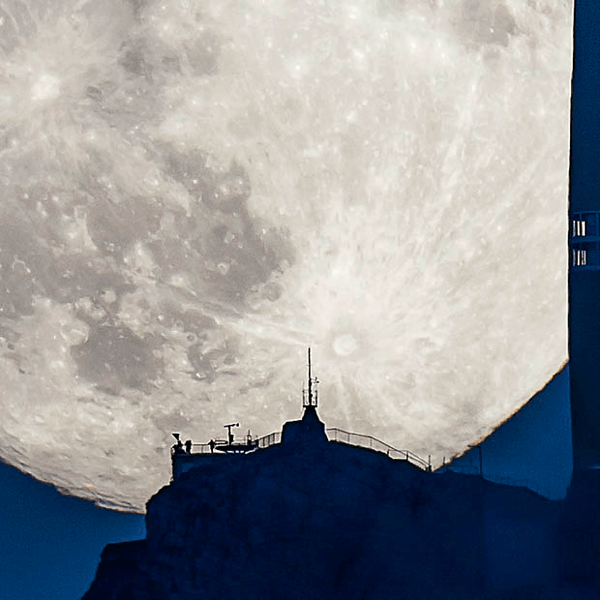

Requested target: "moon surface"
[{"left": 0, "top": 0, "right": 571, "bottom": 511}]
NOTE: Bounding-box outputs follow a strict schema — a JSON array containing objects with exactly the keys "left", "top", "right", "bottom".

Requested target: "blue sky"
[{"left": 0, "top": 460, "right": 145, "bottom": 599}]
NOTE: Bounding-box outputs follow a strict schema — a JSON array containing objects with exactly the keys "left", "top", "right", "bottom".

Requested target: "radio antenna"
[{"left": 303, "top": 347, "right": 318, "bottom": 408}]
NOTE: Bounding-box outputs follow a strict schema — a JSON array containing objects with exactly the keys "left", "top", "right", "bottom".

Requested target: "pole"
[{"left": 307, "top": 347, "right": 312, "bottom": 405}]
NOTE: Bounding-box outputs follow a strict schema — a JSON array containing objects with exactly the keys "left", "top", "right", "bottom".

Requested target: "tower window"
[
  {"left": 573, "top": 249, "right": 587, "bottom": 266},
  {"left": 572, "top": 220, "right": 587, "bottom": 237}
]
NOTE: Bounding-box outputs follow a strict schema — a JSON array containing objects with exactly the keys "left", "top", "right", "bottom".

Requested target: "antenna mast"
[{"left": 303, "top": 347, "right": 318, "bottom": 407}]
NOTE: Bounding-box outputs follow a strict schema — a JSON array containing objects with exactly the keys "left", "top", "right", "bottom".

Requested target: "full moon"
[{"left": 0, "top": 0, "right": 571, "bottom": 511}]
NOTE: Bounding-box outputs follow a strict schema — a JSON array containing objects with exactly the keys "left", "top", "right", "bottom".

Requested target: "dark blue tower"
[{"left": 569, "top": 1, "right": 600, "bottom": 470}]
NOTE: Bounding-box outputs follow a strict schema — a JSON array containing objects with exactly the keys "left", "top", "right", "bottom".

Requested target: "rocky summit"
[{"left": 82, "top": 414, "right": 600, "bottom": 599}]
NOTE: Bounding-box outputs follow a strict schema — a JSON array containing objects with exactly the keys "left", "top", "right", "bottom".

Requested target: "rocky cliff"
[{"left": 82, "top": 423, "right": 600, "bottom": 600}]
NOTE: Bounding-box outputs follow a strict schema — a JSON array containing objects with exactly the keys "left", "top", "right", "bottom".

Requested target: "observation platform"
[{"left": 170, "top": 407, "right": 431, "bottom": 481}]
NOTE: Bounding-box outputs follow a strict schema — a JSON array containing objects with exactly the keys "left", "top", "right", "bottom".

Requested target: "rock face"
[{"left": 83, "top": 416, "right": 599, "bottom": 599}]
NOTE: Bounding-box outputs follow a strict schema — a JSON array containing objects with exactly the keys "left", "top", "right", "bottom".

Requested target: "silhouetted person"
[
  {"left": 174, "top": 440, "right": 184, "bottom": 455},
  {"left": 184, "top": 439, "right": 192, "bottom": 454},
  {"left": 209, "top": 439, "right": 216, "bottom": 453}
]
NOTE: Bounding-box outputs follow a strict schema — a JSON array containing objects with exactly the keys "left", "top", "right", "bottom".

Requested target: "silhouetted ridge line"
[
  {"left": 83, "top": 419, "right": 600, "bottom": 599},
  {"left": 84, "top": 347, "right": 600, "bottom": 599}
]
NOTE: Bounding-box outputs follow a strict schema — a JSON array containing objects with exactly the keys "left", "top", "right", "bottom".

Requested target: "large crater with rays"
[{"left": 0, "top": 0, "right": 571, "bottom": 511}]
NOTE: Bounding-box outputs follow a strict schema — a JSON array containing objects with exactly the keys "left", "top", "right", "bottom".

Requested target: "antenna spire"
[
  {"left": 303, "top": 347, "right": 318, "bottom": 408},
  {"left": 308, "top": 347, "right": 312, "bottom": 401}
]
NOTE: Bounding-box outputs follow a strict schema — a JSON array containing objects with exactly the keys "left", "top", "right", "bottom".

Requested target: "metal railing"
[
  {"left": 326, "top": 428, "right": 430, "bottom": 471},
  {"left": 174, "top": 428, "right": 428, "bottom": 471},
  {"left": 256, "top": 431, "right": 281, "bottom": 448}
]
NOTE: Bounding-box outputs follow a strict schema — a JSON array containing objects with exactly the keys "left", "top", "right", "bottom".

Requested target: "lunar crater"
[{"left": 332, "top": 333, "right": 359, "bottom": 357}]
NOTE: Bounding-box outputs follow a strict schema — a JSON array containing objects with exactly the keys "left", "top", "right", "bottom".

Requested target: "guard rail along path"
[{"left": 184, "top": 429, "right": 430, "bottom": 471}]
